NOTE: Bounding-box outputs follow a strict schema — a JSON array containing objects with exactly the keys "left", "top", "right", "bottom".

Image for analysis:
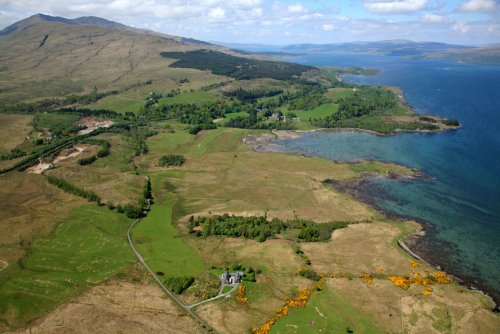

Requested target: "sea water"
[{"left": 280, "top": 54, "right": 500, "bottom": 303}]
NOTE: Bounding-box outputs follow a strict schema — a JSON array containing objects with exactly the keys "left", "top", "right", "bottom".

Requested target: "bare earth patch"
[
  {"left": 52, "top": 145, "right": 87, "bottom": 163},
  {"left": 0, "top": 260, "right": 8, "bottom": 271},
  {"left": 9, "top": 280, "right": 204, "bottom": 334},
  {"left": 77, "top": 116, "right": 114, "bottom": 135},
  {"left": 26, "top": 162, "right": 53, "bottom": 174}
]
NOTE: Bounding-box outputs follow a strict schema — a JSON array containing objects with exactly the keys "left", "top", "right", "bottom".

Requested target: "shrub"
[
  {"left": 418, "top": 116, "right": 436, "bottom": 123},
  {"left": 96, "top": 148, "right": 109, "bottom": 158},
  {"left": 164, "top": 276, "right": 195, "bottom": 294},
  {"left": 78, "top": 155, "right": 97, "bottom": 165},
  {"left": 117, "top": 204, "right": 143, "bottom": 219},
  {"left": 158, "top": 154, "right": 185, "bottom": 167},
  {"left": 443, "top": 118, "right": 459, "bottom": 126},
  {"left": 298, "top": 227, "right": 320, "bottom": 241},
  {"left": 298, "top": 269, "right": 320, "bottom": 281}
]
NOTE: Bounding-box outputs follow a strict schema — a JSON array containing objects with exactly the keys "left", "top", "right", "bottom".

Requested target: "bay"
[{"left": 280, "top": 53, "right": 500, "bottom": 303}]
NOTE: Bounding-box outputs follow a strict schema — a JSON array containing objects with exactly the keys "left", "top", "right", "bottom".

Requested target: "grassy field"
[
  {"left": 270, "top": 285, "right": 383, "bottom": 334},
  {"left": 132, "top": 194, "right": 206, "bottom": 278},
  {"left": 158, "top": 91, "right": 218, "bottom": 106},
  {"left": 218, "top": 112, "right": 249, "bottom": 125},
  {"left": 89, "top": 95, "right": 145, "bottom": 113},
  {"left": 33, "top": 113, "right": 80, "bottom": 133},
  {"left": 0, "top": 204, "right": 135, "bottom": 330},
  {"left": 0, "top": 173, "right": 86, "bottom": 266},
  {"left": 292, "top": 103, "right": 339, "bottom": 120},
  {"left": 0, "top": 114, "right": 33, "bottom": 153},
  {"left": 47, "top": 132, "right": 145, "bottom": 207},
  {"left": 324, "top": 88, "right": 355, "bottom": 100}
]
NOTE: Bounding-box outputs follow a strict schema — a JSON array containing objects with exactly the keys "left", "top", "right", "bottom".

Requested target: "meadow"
[
  {"left": 270, "top": 285, "right": 383, "bottom": 334},
  {"left": 132, "top": 195, "right": 206, "bottom": 278},
  {"left": 47, "top": 132, "right": 146, "bottom": 207},
  {"left": 0, "top": 204, "right": 135, "bottom": 330},
  {"left": 158, "top": 91, "right": 217, "bottom": 106},
  {"left": 0, "top": 114, "right": 32, "bottom": 153}
]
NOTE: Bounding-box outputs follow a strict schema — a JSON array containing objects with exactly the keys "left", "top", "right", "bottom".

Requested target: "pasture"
[
  {"left": 292, "top": 103, "right": 339, "bottom": 120},
  {"left": 46, "top": 133, "right": 146, "bottom": 207},
  {"left": 158, "top": 90, "right": 218, "bottom": 106},
  {"left": 33, "top": 113, "right": 80, "bottom": 133},
  {"left": 0, "top": 205, "right": 135, "bottom": 330},
  {"left": 0, "top": 173, "right": 86, "bottom": 265},
  {"left": 0, "top": 114, "right": 32, "bottom": 153},
  {"left": 270, "top": 285, "right": 383, "bottom": 334},
  {"left": 132, "top": 195, "right": 206, "bottom": 278}
]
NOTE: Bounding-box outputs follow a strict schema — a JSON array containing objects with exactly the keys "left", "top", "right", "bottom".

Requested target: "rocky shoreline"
[
  {"left": 244, "top": 130, "right": 499, "bottom": 312},
  {"left": 325, "top": 176, "right": 499, "bottom": 312}
]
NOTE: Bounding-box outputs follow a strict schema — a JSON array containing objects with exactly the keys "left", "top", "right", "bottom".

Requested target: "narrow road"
[{"left": 127, "top": 212, "right": 232, "bottom": 333}]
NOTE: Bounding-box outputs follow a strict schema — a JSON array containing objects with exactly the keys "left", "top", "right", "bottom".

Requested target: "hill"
[
  {"left": 0, "top": 14, "right": 289, "bottom": 103},
  {"left": 282, "top": 40, "right": 472, "bottom": 56},
  {"left": 418, "top": 45, "right": 500, "bottom": 65}
]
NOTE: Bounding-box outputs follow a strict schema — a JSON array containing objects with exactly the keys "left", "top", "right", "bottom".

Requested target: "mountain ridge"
[
  {"left": 0, "top": 14, "right": 229, "bottom": 102},
  {"left": 0, "top": 13, "right": 211, "bottom": 46}
]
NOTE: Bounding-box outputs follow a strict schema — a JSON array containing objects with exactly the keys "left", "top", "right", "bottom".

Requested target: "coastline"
[
  {"left": 243, "top": 130, "right": 499, "bottom": 312},
  {"left": 243, "top": 122, "right": 461, "bottom": 152},
  {"left": 327, "top": 176, "right": 499, "bottom": 312}
]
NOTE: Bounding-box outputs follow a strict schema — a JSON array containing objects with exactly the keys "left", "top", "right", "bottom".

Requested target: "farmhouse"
[{"left": 221, "top": 271, "right": 244, "bottom": 284}]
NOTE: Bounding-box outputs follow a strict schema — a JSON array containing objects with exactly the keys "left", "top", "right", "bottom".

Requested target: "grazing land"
[
  {"left": 0, "top": 114, "right": 32, "bottom": 153},
  {"left": 132, "top": 196, "right": 206, "bottom": 278},
  {"left": 9, "top": 266, "right": 204, "bottom": 334},
  {"left": 0, "top": 204, "right": 135, "bottom": 330},
  {"left": 270, "top": 285, "right": 383, "bottom": 334}
]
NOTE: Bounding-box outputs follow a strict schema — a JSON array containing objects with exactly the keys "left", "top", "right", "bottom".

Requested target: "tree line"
[
  {"left": 188, "top": 214, "right": 350, "bottom": 242},
  {"left": 47, "top": 175, "right": 101, "bottom": 203}
]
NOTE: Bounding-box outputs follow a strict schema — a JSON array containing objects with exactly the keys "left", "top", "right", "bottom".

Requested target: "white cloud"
[
  {"left": 251, "top": 7, "right": 263, "bottom": 17},
  {"left": 452, "top": 21, "right": 470, "bottom": 33},
  {"left": 0, "top": 0, "right": 499, "bottom": 44},
  {"left": 459, "top": 0, "right": 498, "bottom": 12},
  {"left": 364, "top": 0, "right": 428, "bottom": 14},
  {"left": 287, "top": 4, "right": 306, "bottom": 14},
  {"left": 421, "top": 13, "right": 449, "bottom": 23},
  {"left": 207, "top": 7, "right": 225, "bottom": 21},
  {"left": 322, "top": 23, "right": 335, "bottom": 31}
]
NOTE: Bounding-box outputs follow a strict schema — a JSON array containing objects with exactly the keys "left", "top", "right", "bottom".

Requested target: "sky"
[{"left": 0, "top": 0, "right": 499, "bottom": 45}]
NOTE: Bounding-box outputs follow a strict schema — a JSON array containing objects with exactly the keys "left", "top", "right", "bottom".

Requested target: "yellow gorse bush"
[
  {"left": 388, "top": 270, "right": 451, "bottom": 296},
  {"left": 236, "top": 284, "right": 248, "bottom": 303},
  {"left": 362, "top": 274, "right": 374, "bottom": 285},
  {"left": 252, "top": 284, "right": 315, "bottom": 334}
]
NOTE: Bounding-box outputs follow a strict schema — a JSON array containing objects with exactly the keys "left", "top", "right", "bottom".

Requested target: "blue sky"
[{"left": 0, "top": 0, "right": 499, "bottom": 45}]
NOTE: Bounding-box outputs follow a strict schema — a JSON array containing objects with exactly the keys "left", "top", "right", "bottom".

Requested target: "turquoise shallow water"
[{"left": 280, "top": 54, "right": 500, "bottom": 303}]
